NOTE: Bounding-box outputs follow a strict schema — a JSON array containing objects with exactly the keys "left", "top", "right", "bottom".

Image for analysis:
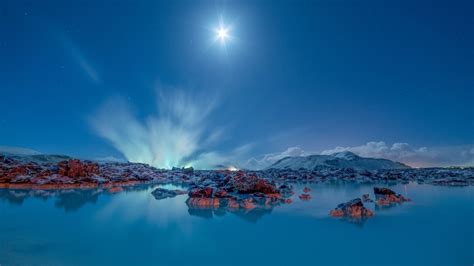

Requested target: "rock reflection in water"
[
  {"left": 0, "top": 188, "right": 103, "bottom": 211},
  {"left": 0, "top": 184, "right": 158, "bottom": 212},
  {"left": 187, "top": 205, "right": 274, "bottom": 223}
]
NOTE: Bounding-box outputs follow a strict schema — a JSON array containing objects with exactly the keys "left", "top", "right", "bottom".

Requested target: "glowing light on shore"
[{"left": 227, "top": 166, "right": 239, "bottom": 171}]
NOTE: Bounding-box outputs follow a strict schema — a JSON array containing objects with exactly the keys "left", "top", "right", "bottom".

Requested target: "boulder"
[
  {"left": 374, "top": 187, "right": 410, "bottom": 205},
  {"left": 330, "top": 198, "right": 374, "bottom": 219},
  {"left": 188, "top": 187, "right": 214, "bottom": 198},
  {"left": 231, "top": 174, "right": 279, "bottom": 194}
]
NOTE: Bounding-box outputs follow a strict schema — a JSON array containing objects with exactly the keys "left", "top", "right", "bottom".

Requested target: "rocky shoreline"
[
  {"left": 1, "top": 156, "right": 473, "bottom": 220},
  {"left": 1, "top": 157, "right": 473, "bottom": 189}
]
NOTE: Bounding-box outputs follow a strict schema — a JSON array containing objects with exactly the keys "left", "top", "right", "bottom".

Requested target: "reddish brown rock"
[
  {"left": 58, "top": 160, "right": 100, "bottom": 178},
  {"left": 231, "top": 174, "right": 279, "bottom": 194},
  {"left": 376, "top": 198, "right": 391, "bottom": 206},
  {"left": 330, "top": 198, "right": 374, "bottom": 219},
  {"left": 227, "top": 199, "right": 240, "bottom": 209},
  {"left": 240, "top": 198, "right": 256, "bottom": 209},
  {"left": 329, "top": 209, "right": 345, "bottom": 217},
  {"left": 188, "top": 187, "right": 214, "bottom": 198},
  {"left": 214, "top": 189, "right": 228, "bottom": 198},
  {"left": 374, "top": 187, "right": 410, "bottom": 205},
  {"left": 254, "top": 179, "right": 279, "bottom": 194},
  {"left": 186, "top": 198, "right": 220, "bottom": 208},
  {"left": 299, "top": 193, "right": 312, "bottom": 201},
  {"left": 108, "top": 187, "right": 123, "bottom": 193}
]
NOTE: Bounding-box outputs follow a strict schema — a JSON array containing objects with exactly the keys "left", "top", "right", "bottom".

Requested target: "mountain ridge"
[{"left": 268, "top": 151, "right": 410, "bottom": 170}]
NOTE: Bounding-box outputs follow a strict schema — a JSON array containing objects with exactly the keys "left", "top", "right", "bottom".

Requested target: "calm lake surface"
[{"left": 1, "top": 183, "right": 472, "bottom": 266}]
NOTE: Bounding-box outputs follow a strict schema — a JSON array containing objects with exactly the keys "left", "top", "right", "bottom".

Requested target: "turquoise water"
[{"left": 1, "top": 183, "right": 472, "bottom": 266}]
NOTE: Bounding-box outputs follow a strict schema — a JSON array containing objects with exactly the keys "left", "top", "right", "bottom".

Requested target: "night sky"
[{"left": 1, "top": 0, "right": 473, "bottom": 168}]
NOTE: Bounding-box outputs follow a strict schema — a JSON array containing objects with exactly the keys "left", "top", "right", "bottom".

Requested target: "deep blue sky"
[{"left": 1, "top": 0, "right": 473, "bottom": 164}]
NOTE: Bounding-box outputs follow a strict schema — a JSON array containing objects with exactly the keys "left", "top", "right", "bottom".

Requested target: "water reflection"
[
  {"left": 0, "top": 184, "right": 280, "bottom": 222},
  {"left": 0, "top": 183, "right": 472, "bottom": 266},
  {"left": 187, "top": 206, "right": 274, "bottom": 223},
  {"left": 0, "top": 182, "right": 436, "bottom": 225},
  {"left": 0, "top": 184, "right": 157, "bottom": 212}
]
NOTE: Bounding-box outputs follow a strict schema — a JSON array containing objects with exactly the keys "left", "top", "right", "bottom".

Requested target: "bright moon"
[{"left": 216, "top": 26, "right": 229, "bottom": 43}]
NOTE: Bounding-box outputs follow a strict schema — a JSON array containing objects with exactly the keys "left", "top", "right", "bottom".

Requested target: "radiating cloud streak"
[{"left": 90, "top": 89, "right": 248, "bottom": 169}]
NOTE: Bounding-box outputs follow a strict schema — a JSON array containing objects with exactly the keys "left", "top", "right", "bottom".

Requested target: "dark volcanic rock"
[
  {"left": 230, "top": 172, "right": 279, "bottom": 194},
  {"left": 362, "top": 193, "right": 372, "bottom": 202},
  {"left": 330, "top": 198, "right": 374, "bottom": 219},
  {"left": 374, "top": 187, "right": 410, "bottom": 205}
]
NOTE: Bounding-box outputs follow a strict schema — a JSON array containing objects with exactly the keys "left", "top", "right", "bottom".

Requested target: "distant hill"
[
  {"left": 0, "top": 146, "right": 129, "bottom": 164},
  {"left": 268, "top": 151, "right": 410, "bottom": 171},
  {"left": 0, "top": 146, "right": 71, "bottom": 164},
  {"left": 0, "top": 146, "right": 41, "bottom": 156}
]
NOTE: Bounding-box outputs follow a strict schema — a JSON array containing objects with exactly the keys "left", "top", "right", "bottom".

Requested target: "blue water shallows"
[{"left": 0, "top": 183, "right": 472, "bottom": 266}]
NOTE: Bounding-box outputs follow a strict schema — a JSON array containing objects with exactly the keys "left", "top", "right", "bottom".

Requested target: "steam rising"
[{"left": 90, "top": 90, "right": 233, "bottom": 169}]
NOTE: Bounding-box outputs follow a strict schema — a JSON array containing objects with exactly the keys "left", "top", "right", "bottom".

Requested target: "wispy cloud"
[
  {"left": 242, "top": 141, "right": 474, "bottom": 170},
  {"left": 59, "top": 33, "right": 100, "bottom": 83},
  {"left": 90, "top": 88, "right": 250, "bottom": 169}
]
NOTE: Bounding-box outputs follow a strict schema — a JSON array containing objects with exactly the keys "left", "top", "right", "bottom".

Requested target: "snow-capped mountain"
[{"left": 268, "top": 151, "right": 410, "bottom": 170}]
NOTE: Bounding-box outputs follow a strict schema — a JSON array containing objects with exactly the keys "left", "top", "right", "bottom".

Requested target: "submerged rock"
[
  {"left": 330, "top": 198, "right": 374, "bottom": 219},
  {"left": 152, "top": 187, "right": 187, "bottom": 200}
]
